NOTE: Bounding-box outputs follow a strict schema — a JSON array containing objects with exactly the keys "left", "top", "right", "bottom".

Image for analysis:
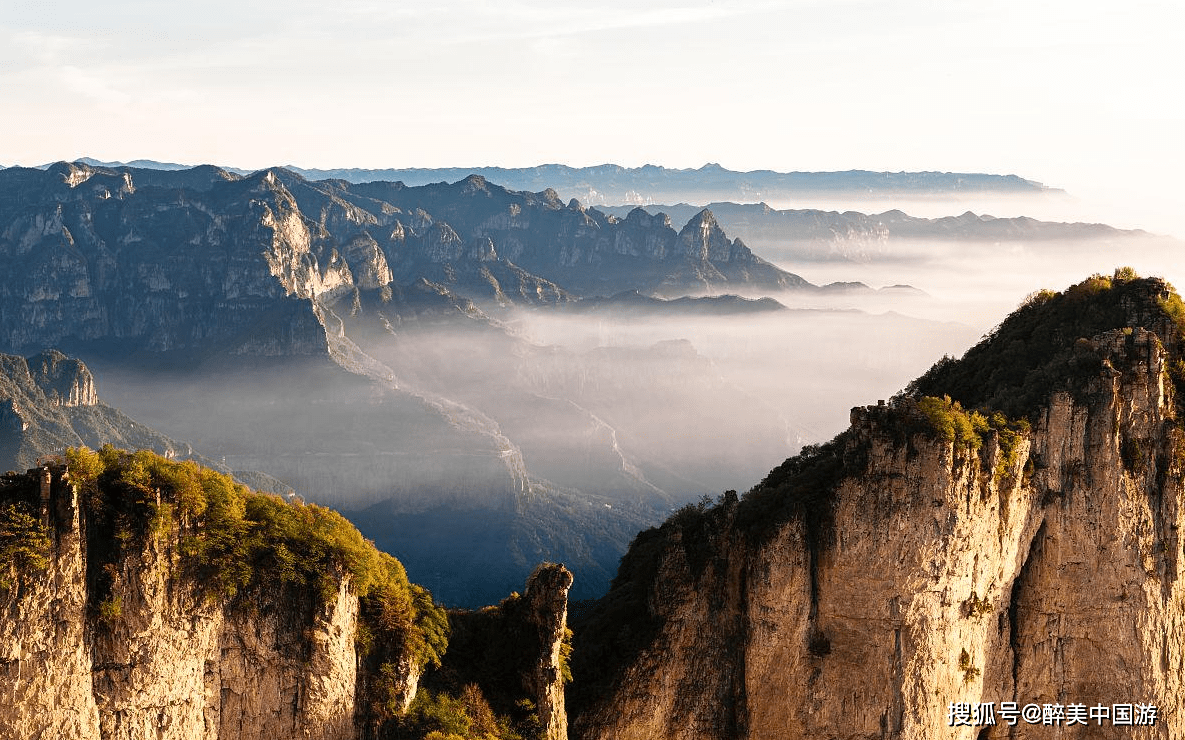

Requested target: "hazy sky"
[{"left": 3, "top": 0, "right": 1182, "bottom": 231}]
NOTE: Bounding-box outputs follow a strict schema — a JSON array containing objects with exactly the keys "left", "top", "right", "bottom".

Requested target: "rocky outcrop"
[
  {"left": 0, "top": 468, "right": 360, "bottom": 740},
  {"left": 523, "top": 564, "right": 574, "bottom": 740},
  {"left": 0, "top": 469, "right": 101, "bottom": 738},
  {"left": 571, "top": 276, "right": 1185, "bottom": 739},
  {"left": 677, "top": 209, "right": 736, "bottom": 263},
  {"left": 26, "top": 349, "right": 97, "bottom": 406},
  {"left": 424, "top": 562, "right": 574, "bottom": 740}
]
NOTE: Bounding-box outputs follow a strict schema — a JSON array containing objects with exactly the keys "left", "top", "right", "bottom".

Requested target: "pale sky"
[{"left": 2, "top": 0, "right": 1182, "bottom": 233}]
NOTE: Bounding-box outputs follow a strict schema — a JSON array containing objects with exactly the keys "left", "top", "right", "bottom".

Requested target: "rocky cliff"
[
  {"left": 0, "top": 162, "right": 807, "bottom": 348},
  {"left": 0, "top": 460, "right": 373, "bottom": 740},
  {"left": 570, "top": 274, "right": 1185, "bottom": 739},
  {"left": 407, "top": 563, "right": 574, "bottom": 740},
  {"left": 0, "top": 450, "right": 572, "bottom": 740}
]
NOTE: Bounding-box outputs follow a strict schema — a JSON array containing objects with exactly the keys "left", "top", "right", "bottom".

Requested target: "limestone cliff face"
[
  {"left": 0, "top": 163, "right": 334, "bottom": 354},
  {"left": 3, "top": 461, "right": 576, "bottom": 740},
  {"left": 0, "top": 468, "right": 100, "bottom": 739},
  {"left": 0, "top": 469, "right": 359, "bottom": 740},
  {"left": 27, "top": 349, "right": 98, "bottom": 407},
  {"left": 571, "top": 279, "right": 1185, "bottom": 740}
]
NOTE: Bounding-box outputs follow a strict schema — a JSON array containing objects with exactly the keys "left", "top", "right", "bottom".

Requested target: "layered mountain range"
[
  {"left": 598, "top": 202, "right": 1166, "bottom": 264},
  {"left": 0, "top": 160, "right": 810, "bottom": 323},
  {"left": 68, "top": 159, "right": 1058, "bottom": 207},
  {"left": 2, "top": 161, "right": 860, "bottom": 605}
]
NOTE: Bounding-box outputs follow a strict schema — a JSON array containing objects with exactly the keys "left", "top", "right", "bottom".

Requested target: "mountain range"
[
  {"left": 596, "top": 201, "right": 1161, "bottom": 262},
  {"left": 3, "top": 160, "right": 882, "bottom": 605},
  {"left": 62, "top": 158, "right": 1059, "bottom": 207}
]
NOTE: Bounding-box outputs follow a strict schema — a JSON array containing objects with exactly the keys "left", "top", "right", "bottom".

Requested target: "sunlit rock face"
[
  {"left": 0, "top": 465, "right": 575, "bottom": 740},
  {"left": 0, "top": 163, "right": 811, "bottom": 352},
  {"left": 26, "top": 349, "right": 97, "bottom": 407},
  {"left": 0, "top": 469, "right": 358, "bottom": 740},
  {"left": 570, "top": 279, "right": 1185, "bottom": 740}
]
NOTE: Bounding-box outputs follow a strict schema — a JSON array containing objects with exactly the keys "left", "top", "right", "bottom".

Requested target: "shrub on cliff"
[
  {"left": 916, "top": 395, "right": 988, "bottom": 449},
  {"left": 0, "top": 500, "right": 51, "bottom": 590},
  {"left": 59, "top": 445, "right": 448, "bottom": 677},
  {"left": 904, "top": 271, "right": 1183, "bottom": 418},
  {"left": 391, "top": 685, "right": 523, "bottom": 740}
]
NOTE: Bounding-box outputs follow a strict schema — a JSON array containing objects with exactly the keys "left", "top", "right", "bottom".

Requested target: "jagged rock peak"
[
  {"left": 541, "top": 187, "right": 562, "bottom": 207},
  {"left": 623, "top": 206, "right": 671, "bottom": 229},
  {"left": 678, "top": 209, "right": 728, "bottom": 241},
  {"left": 460, "top": 173, "right": 489, "bottom": 191},
  {"left": 25, "top": 349, "right": 97, "bottom": 407},
  {"left": 677, "top": 208, "right": 734, "bottom": 262}
]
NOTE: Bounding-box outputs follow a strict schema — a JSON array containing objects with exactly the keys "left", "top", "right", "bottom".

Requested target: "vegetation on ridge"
[
  {"left": 4, "top": 446, "right": 574, "bottom": 740},
  {"left": 56, "top": 446, "right": 448, "bottom": 679},
  {"left": 905, "top": 269, "right": 1184, "bottom": 418},
  {"left": 0, "top": 499, "right": 51, "bottom": 591},
  {"left": 570, "top": 270, "right": 1180, "bottom": 728},
  {"left": 385, "top": 564, "right": 572, "bottom": 740}
]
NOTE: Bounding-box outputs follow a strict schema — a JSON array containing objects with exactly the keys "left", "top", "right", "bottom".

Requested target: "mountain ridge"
[{"left": 51, "top": 158, "right": 1065, "bottom": 214}]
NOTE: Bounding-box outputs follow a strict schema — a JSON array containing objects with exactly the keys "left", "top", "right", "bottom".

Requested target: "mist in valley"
[
  {"left": 79, "top": 217, "right": 1184, "bottom": 606},
  {"left": 78, "top": 275, "right": 987, "bottom": 604},
  {"left": 767, "top": 235, "right": 1185, "bottom": 328},
  {"left": 508, "top": 302, "right": 981, "bottom": 447},
  {"left": 7, "top": 158, "right": 1180, "bottom": 606}
]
